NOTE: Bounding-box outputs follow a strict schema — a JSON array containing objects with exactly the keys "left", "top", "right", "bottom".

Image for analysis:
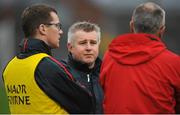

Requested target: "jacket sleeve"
[{"left": 35, "top": 57, "right": 94, "bottom": 113}]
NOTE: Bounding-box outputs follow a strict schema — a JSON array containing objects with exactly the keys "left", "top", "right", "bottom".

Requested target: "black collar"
[
  {"left": 17, "top": 38, "right": 52, "bottom": 58},
  {"left": 67, "top": 53, "right": 101, "bottom": 73}
]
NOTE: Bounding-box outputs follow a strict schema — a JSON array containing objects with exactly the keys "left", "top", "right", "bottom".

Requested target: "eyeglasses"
[{"left": 44, "top": 23, "right": 62, "bottom": 30}]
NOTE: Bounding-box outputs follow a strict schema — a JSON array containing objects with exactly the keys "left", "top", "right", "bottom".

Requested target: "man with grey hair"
[
  {"left": 100, "top": 2, "right": 180, "bottom": 113},
  {"left": 61, "top": 21, "right": 103, "bottom": 113}
]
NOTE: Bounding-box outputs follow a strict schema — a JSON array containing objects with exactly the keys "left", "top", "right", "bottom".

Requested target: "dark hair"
[
  {"left": 132, "top": 2, "right": 165, "bottom": 34},
  {"left": 21, "top": 4, "right": 57, "bottom": 37}
]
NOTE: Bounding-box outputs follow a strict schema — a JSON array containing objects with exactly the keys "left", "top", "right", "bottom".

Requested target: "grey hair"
[
  {"left": 132, "top": 2, "right": 165, "bottom": 34},
  {"left": 67, "top": 21, "right": 101, "bottom": 44}
]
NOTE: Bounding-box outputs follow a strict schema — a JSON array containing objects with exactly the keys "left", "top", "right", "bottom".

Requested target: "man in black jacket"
[
  {"left": 2, "top": 4, "right": 94, "bottom": 114},
  {"left": 61, "top": 21, "right": 103, "bottom": 113}
]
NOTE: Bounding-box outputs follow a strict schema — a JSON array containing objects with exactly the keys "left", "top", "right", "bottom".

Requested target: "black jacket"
[
  {"left": 15, "top": 38, "right": 95, "bottom": 113},
  {"left": 61, "top": 54, "right": 104, "bottom": 113}
]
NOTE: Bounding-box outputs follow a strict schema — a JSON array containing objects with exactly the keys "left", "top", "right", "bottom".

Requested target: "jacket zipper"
[{"left": 87, "top": 74, "right": 90, "bottom": 82}]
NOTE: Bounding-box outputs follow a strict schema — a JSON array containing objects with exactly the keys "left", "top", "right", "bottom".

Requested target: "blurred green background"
[{"left": 0, "top": 84, "right": 10, "bottom": 113}]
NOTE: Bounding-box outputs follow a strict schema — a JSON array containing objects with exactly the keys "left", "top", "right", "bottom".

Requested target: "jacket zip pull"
[{"left": 87, "top": 74, "right": 90, "bottom": 82}]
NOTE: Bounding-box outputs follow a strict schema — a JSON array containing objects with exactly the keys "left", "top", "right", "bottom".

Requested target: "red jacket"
[{"left": 100, "top": 33, "right": 180, "bottom": 113}]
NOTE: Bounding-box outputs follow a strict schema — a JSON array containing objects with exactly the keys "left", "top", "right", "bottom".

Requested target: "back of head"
[
  {"left": 67, "top": 21, "right": 101, "bottom": 44},
  {"left": 21, "top": 4, "right": 57, "bottom": 37},
  {"left": 132, "top": 2, "right": 165, "bottom": 34}
]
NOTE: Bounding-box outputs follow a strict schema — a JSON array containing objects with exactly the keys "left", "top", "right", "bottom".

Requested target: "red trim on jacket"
[{"left": 49, "top": 56, "right": 74, "bottom": 81}]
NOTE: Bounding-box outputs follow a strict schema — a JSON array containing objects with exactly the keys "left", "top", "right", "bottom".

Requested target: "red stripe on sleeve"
[{"left": 49, "top": 56, "right": 74, "bottom": 81}]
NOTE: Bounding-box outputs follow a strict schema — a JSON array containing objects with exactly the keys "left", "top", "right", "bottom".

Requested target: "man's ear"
[
  {"left": 38, "top": 24, "right": 47, "bottom": 35},
  {"left": 67, "top": 43, "right": 73, "bottom": 52},
  {"left": 158, "top": 25, "right": 166, "bottom": 38},
  {"left": 130, "top": 20, "right": 135, "bottom": 33}
]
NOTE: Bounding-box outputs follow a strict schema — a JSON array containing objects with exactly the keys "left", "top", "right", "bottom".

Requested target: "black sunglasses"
[{"left": 44, "top": 23, "right": 62, "bottom": 30}]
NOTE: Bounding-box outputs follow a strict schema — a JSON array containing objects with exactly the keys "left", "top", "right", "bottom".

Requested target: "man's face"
[
  {"left": 68, "top": 30, "right": 99, "bottom": 68},
  {"left": 46, "top": 12, "right": 63, "bottom": 48}
]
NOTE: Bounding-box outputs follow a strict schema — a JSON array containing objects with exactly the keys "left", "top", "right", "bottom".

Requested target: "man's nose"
[{"left": 85, "top": 43, "right": 92, "bottom": 50}]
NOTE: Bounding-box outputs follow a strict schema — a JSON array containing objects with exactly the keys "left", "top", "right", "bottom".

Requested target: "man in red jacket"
[{"left": 100, "top": 2, "right": 180, "bottom": 114}]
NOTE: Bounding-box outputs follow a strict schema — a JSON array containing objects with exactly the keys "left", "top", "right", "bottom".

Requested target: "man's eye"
[
  {"left": 91, "top": 41, "right": 97, "bottom": 44},
  {"left": 79, "top": 42, "right": 86, "bottom": 45}
]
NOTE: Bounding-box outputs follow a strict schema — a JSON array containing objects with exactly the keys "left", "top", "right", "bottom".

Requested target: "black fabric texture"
[{"left": 61, "top": 53, "right": 104, "bottom": 113}]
